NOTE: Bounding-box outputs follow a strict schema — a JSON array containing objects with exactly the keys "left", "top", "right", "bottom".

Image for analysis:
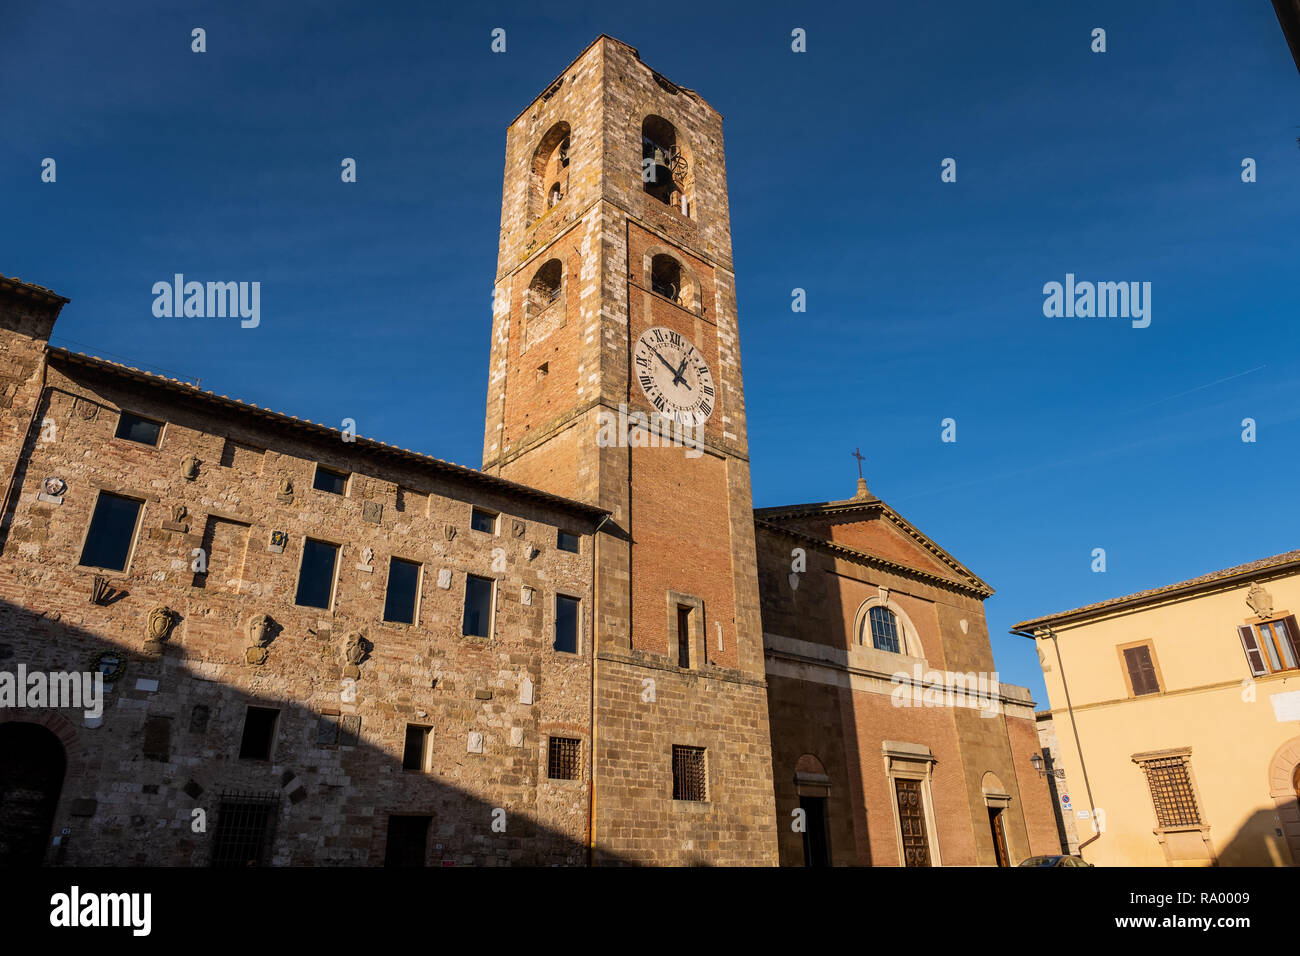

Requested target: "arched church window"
[{"left": 867, "top": 606, "right": 902, "bottom": 654}]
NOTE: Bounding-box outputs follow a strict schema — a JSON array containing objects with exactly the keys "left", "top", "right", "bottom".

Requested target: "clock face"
[{"left": 633, "top": 326, "right": 715, "bottom": 426}]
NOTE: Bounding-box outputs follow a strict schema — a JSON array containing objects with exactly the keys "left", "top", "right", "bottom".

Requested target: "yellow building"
[{"left": 1013, "top": 551, "right": 1300, "bottom": 866}]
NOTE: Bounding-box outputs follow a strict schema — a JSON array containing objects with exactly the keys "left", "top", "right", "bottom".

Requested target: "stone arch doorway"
[
  {"left": 0, "top": 722, "right": 67, "bottom": 865},
  {"left": 981, "top": 771, "right": 1012, "bottom": 867},
  {"left": 794, "top": 754, "right": 831, "bottom": 867},
  {"left": 1266, "top": 736, "right": 1300, "bottom": 864}
]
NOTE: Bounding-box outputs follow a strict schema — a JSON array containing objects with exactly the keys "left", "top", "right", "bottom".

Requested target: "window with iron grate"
[
  {"left": 210, "top": 791, "right": 279, "bottom": 867},
  {"left": 1138, "top": 755, "right": 1202, "bottom": 828},
  {"left": 672, "top": 745, "right": 707, "bottom": 801},
  {"left": 548, "top": 736, "right": 581, "bottom": 780}
]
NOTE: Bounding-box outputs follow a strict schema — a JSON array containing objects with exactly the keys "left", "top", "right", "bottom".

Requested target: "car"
[{"left": 1018, "top": 854, "right": 1094, "bottom": 867}]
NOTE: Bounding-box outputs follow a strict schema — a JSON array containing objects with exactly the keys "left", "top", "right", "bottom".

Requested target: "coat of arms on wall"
[
  {"left": 144, "top": 606, "right": 179, "bottom": 653},
  {"left": 1246, "top": 582, "right": 1274, "bottom": 618}
]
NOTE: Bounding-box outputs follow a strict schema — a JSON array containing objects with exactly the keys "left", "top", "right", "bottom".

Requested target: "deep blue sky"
[{"left": 4, "top": 1, "right": 1298, "bottom": 702}]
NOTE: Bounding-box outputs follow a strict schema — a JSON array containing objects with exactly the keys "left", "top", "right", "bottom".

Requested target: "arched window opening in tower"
[
  {"left": 650, "top": 255, "right": 682, "bottom": 303},
  {"left": 641, "top": 115, "right": 692, "bottom": 217},
  {"left": 530, "top": 122, "right": 571, "bottom": 222},
  {"left": 529, "top": 259, "right": 563, "bottom": 313}
]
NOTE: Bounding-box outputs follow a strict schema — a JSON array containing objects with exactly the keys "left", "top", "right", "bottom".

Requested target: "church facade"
[{"left": 0, "top": 36, "right": 1057, "bottom": 867}]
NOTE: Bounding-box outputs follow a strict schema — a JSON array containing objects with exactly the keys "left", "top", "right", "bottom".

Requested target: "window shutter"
[
  {"left": 1237, "top": 625, "right": 1268, "bottom": 677},
  {"left": 1123, "top": 646, "right": 1159, "bottom": 696},
  {"left": 1283, "top": 616, "right": 1300, "bottom": 669}
]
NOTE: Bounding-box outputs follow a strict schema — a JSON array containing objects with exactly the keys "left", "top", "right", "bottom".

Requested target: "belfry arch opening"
[
  {"left": 641, "top": 115, "right": 693, "bottom": 217},
  {"left": 530, "top": 121, "right": 571, "bottom": 222},
  {"left": 527, "top": 259, "right": 563, "bottom": 315}
]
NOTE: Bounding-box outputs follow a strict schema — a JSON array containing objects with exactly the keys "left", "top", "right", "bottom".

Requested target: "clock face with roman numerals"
[{"left": 633, "top": 326, "right": 715, "bottom": 427}]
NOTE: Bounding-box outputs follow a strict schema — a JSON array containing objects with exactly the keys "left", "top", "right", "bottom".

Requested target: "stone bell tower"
[{"left": 482, "top": 35, "right": 778, "bottom": 865}]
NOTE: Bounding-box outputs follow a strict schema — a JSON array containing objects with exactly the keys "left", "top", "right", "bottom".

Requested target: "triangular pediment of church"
[{"left": 755, "top": 498, "right": 990, "bottom": 595}]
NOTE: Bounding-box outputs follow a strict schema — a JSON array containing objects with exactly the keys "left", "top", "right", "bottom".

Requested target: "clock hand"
[
  {"left": 672, "top": 354, "right": 691, "bottom": 389},
  {"left": 650, "top": 348, "right": 684, "bottom": 383}
]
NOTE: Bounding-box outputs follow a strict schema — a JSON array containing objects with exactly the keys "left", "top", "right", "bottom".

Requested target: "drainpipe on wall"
[
  {"left": 0, "top": 349, "right": 48, "bottom": 540},
  {"left": 1030, "top": 625, "right": 1103, "bottom": 857},
  {"left": 587, "top": 512, "right": 611, "bottom": 867}
]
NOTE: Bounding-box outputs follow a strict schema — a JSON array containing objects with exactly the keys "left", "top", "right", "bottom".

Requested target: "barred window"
[
  {"left": 548, "top": 736, "right": 581, "bottom": 780},
  {"left": 1138, "top": 755, "right": 1203, "bottom": 828},
  {"left": 868, "top": 606, "right": 901, "bottom": 654},
  {"left": 211, "top": 791, "right": 279, "bottom": 867},
  {"left": 672, "top": 745, "right": 707, "bottom": 801}
]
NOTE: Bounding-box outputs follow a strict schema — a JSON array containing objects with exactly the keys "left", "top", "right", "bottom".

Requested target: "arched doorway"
[
  {"left": 794, "top": 754, "right": 831, "bottom": 867},
  {"left": 1266, "top": 736, "right": 1300, "bottom": 865},
  {"left": 981, "top": 771, "right": 1012, "bottom": 866},
  {"left": 0, "top": 723, "right": 67, "bottom": 865}
]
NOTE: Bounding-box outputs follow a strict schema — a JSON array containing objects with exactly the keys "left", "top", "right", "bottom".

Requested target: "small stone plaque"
[
  {"left": 521, "top": 586, "right": 534, "bottom": 607},
  {"left": 467, "top": 732, "right": 484, "bottom": 754},
  {"left": 437, "top": 569, "right": 452, "bottom": 590},
  {"left": 362, "top": 501, "right": 382, "bottom": 524},
  {"left": 512, "top": 519, "right": 525, "bottom": 537},
  {"left": 519, "top": 676, "right": 534, "bottom": 706},
  {"left": 510, "top": 727, "right": 524, "bottom": 748},
  {"left": 267, "top": 531, "right": 287, "bottom": 553},
  {"left": 36, "top": 492, "right": 64, "bottom": 505},
  {"left": 339, "top": 715, "right": 362, "bottom": 747}
]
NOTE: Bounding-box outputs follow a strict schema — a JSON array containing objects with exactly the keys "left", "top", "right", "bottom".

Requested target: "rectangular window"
[
  {"left": 211, "top": 791, "right": 279, "bottom": 868},
  {"left": 547, "top": 736, "right": 581, "bottom": 780},
  {"left": 1241, "top": 617, "right": 1300, "bottom": 675},
  {"left": 470, "top": 508, "right": 498, "bottom": 534},
  {"left": 462, "top": 574, "right": 495, "bottom": 637},
  {"left": 555, "top": 594, "right": 580, "bottom": 653},
  {"left": 294, "top": 538, "right": 339, "bottom": 609},
  {"left": 79, "top": 492, "right": 143, "bottom": 571},
  {"left": 672, "top": 745, "right": 707, "bottom": 801},
  {"left": 384, "top": 815, "right": 431, "bottom": 867},
  {"left": 312, "top": 465, "right": 348, "bottom": 495},
  {"left": 1137, "top": 754, "right": 1203, "bottom": 828},
  {"left": 114, "top": 411, "right": 163, "bottom": 446},
  {"left": 557, "top": 530, "right": 580, "bottom": 554},
  {"left": 384, "top": 558, "right": 422, "bottom": 624},
  {"left": 1122, "top": 644, "right": 1161, "bottom": 696},
  {"left": 238, "top": 706, "right": 279, "bottom": 760},
  {"left": 677, "top": 605, "right": 692, "bottom": 668},
  {"left": 402, "top": 725, "right": 431, "bottom": 771}
]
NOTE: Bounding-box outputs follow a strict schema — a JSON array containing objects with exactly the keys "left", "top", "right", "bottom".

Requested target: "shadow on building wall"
[{"left": 0, "top": 599, "right": 627, "bottom": 867}]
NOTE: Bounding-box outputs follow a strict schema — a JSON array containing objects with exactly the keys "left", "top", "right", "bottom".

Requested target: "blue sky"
[{"left": 3, "top": 1, "right": 1299, "bottom": 702}]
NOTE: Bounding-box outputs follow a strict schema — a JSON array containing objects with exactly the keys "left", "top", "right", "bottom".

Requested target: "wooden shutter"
[
  {"left": 1237, "top": 625, "right": 1269, "bottom": 676},
  {"left": 1123, "top": 645, "right": 1160, "bottom": 695},
  {"left": 1282, "top": 616, "right": 1300, "bottom": 670}
]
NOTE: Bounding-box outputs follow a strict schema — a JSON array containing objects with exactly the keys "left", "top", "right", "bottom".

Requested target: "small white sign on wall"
[{"left": 1270, "top": 690, "right": 1300, "bottom": 723}]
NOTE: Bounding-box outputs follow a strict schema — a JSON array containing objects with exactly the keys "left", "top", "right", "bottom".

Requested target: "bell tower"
[{"left": 482, "top": 36, "right": 778, "bottom": 865}]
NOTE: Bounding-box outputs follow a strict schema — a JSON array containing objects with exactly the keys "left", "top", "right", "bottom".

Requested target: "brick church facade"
[{"left": 0, "top": 36, "right": 1058, "bottom": 866}]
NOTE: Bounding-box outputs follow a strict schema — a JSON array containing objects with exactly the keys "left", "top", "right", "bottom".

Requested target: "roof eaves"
[{"left": 48, "top": 348, "right": 608, "bottom": 520}]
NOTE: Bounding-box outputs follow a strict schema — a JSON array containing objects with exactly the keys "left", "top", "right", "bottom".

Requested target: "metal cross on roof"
[{"left": 852, "top": 447, "right": 866, "bottom": 479}]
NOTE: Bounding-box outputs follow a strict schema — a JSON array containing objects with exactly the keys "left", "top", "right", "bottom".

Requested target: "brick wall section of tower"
[
  {"left": 481, "top": 36, "right": 778, "bottom": 865},
  {"left": 0, "top": 282, "right": 607, "bottom": 864}
]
